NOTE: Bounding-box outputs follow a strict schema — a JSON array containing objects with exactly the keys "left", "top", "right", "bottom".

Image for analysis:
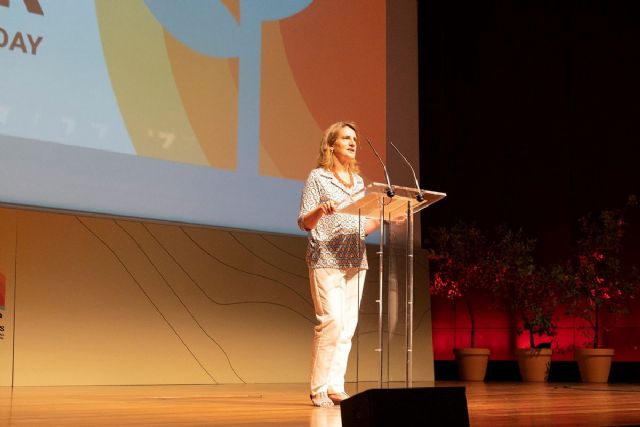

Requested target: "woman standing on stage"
[{"left": 298, "top": 121, "right": 379, "bottom": 407}]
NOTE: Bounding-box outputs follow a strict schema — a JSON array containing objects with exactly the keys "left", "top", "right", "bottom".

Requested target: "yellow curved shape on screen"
[
  {"left": 95, "top": 0, "right": 208, "bottom": 166},
  {"left": 163, "top": 33, "right": 238, "bottom": 170}
]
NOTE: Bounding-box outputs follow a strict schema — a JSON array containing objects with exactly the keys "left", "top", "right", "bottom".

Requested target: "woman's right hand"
[
  {"left": 301, "top": 200, "right": 336, "bottom": 231},
  {"left": 319, "top": 200, "right": 336, "bottom": 215}
]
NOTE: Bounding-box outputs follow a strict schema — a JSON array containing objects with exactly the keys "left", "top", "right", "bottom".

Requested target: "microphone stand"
[
  {"left": 364, "top": 137, "right": 392, "bottom": 387},
  {"left": 365, "top": 138, "right": 394, "bottom": 198},
  {"left": 389, "top": 141, "right": 424, "bottom": 202}
]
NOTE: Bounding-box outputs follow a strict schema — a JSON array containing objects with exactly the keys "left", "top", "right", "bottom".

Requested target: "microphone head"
[
  {"left": 386, "top": 188, "right": 395, "bottom": 198},
  {"left": 416, "top": 193, "right": 424, "bottom": 202}
]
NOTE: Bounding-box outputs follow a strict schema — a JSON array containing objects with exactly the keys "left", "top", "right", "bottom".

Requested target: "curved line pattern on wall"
[
  {"left": 258, "top": 235, "right": 306, "bottom": 261},
  {"left": 142, "top": 224, "right": 314, "bottom": 324},
  {"left": 115, "top": 221, "right": 246, "bottom": 383},
  {"left": 75, "top": 217, "right": 219, "bottom": 384},
  {"left": 181, "top": 227, "right": 313, "bottom": 308},
  {"left": 227, "top": 232, "right": 307, "bottom": 280}
]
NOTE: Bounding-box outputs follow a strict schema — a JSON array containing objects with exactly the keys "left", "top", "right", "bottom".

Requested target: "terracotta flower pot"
[
  {"left": 453, "top": 348, "right": 490, "bottom": 381},
  {"left": 515, "top": 348, "right": 553, "bottom": 382},
  {"left": 575, "top": 348, "right": 614, "bottom": 383}
]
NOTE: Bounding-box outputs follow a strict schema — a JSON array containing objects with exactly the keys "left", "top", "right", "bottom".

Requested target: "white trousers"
[{"left": 309, "top": 267, "right": 366, "bottom": 396}]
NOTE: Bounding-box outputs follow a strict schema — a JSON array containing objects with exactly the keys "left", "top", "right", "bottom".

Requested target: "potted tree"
[
  {"left": 564, "top": 195, "right": 640, "bottom": 383},
  {"left": 490, "top": 227, "right": 562, "bottom": 382},
  {"left": 429, "top": 222, "right": 493, "bottom": 381}
]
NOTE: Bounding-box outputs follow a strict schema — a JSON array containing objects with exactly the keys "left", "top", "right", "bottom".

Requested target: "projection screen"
[{"left": 0, "top": 0, "right": 417, "bottom": 236}]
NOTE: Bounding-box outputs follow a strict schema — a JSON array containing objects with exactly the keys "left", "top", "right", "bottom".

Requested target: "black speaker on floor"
[{"left": 340, "top": 387, "right": 469, "bottom": 427}]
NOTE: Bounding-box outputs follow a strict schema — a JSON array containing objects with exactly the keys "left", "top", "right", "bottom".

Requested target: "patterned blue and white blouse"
[{"left": 298, "top": 167, "right": 368, "bottom": 270}]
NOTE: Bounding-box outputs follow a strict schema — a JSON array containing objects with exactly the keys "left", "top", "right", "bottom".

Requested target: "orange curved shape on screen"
[
  {"left": 275, "top": 0, "right": 386, "bottom": 181},
  {"left": 260, "top": 22, "right": 322, "bottom": 180},
  {"left": 164, "top": 32, "right": 239, "bottom": 170}
]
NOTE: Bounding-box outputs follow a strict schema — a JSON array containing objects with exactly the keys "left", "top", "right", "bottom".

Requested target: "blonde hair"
[{"left": 316, "top": 121, "right": 360, "bottom": 174}]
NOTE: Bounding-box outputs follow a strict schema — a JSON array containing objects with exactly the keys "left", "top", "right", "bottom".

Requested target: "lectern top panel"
[{"left": 337, "top": 183, "right": 446, "bottom": 219}]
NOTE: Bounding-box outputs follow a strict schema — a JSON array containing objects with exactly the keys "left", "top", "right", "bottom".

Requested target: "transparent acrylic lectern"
[{"left": 338, "top": 182, "right": 446, "bottom": 388}]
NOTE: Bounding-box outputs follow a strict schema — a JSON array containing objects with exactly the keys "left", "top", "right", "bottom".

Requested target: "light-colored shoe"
[
  {"left": 310, "top": 392, "right": 334, "bottom": 407},
  {"left": 327, "top": 391, "right": 350, "bottom": 405}
]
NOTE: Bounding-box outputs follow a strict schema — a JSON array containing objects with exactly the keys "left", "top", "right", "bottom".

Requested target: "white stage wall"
[{"left": 0, "top": 206, "right": 433, "bottom": 386}]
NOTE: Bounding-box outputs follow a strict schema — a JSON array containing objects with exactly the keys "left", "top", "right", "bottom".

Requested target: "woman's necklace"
[{"left": 333, "top": 169, "right": 353, "bottom": 189}]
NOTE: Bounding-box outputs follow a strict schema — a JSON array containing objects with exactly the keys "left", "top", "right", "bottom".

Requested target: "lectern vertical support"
[
  {"left": 377, "top": 198, "right": 385, "bottom": 388},
  {"left": 406, "top": 201, "right": 414, "bottom": 387}
]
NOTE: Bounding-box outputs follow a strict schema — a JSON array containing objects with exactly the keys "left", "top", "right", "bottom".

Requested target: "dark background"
[{"left": 417, "top": 0, "right": 640, "bottom": 262}]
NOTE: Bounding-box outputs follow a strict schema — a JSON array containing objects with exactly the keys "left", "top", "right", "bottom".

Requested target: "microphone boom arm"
[{"left": 389, "top": 141, "right": 424, "bottom": 202}]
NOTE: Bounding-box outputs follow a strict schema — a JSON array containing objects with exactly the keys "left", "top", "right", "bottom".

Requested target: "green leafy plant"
[
  {"left": 429, "top": 222, "right": 493, "bottom": 348},
  {"left": 509, "top": 267, "right": 564, "bottom": 349},
  {"left": 564, "top": 195, "right": 640, "bottom": 349},
  {"left": 489, "top": 227, "right": 562, "bottom": 349}
]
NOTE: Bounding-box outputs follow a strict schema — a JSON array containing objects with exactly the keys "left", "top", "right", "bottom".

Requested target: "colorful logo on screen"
[
  {"left": 0, "top": 0, "right": 44, "bottom": 56},
  {"left": 95, "top": 0, "right": 385, "bottom": 181},
  {"left": 0, "top": 0, "right": 43, "bottom": 15}
]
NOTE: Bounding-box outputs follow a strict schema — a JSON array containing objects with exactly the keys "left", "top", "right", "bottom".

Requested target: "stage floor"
[{"left": 0, "top": 382, "right": 639, "bottom": 426}]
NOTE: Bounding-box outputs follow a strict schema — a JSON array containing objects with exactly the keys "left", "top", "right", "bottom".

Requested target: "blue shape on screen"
[{"left": 0, "top": 0, "right": 133, "bottom": 154}]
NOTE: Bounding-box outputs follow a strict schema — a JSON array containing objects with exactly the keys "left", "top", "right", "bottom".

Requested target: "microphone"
[
  {"left": 365, "top": 138, "right": 394, "bottom": 198},
  {"left": 389, "top": 141, "right": 424, "bottom": 202}
]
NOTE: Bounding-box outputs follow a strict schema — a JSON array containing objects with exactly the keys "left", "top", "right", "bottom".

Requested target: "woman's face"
[{"left": 332, "top": 126, "right": 357, "bottom": 165}]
